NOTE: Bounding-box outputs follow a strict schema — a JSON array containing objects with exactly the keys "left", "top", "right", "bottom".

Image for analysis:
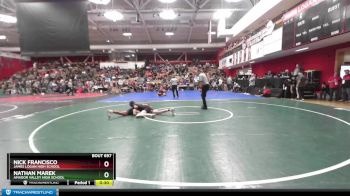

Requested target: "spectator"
[
  {"left": 265, "top": 71, "right": 273, "bottom": 79},
  {"left": 296, "top": 71, "right": 306, "bottom": 101},
  {"left": 262, "top": 86, "right": 272, "bottom": 97},
  {"left": 227, "top": 76, "right": 233, "bottom": 91},
  {"left": 290, "top": 64, "right": 302, "bottom": 99},
  {"left": 342, "top": 69, "right": 350, "bottom": 102},
  {"left": 248, "top": 74, "right": 256, "bottom": 94},
  {"left": 320, "top": 82, "right": 329, "bottom": 100},
  {"left": 293, "top": 64, "right": 302, "bottom": 76},
  {"left": 327, "top": 72, "right": 342, "bottom": 101},
  {"left": 281, "top": 69, "right": 291, "bottom": 79}
]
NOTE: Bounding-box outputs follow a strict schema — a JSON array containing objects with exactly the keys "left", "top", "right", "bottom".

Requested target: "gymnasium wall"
[
  {"left": 225, "top": 42, "right": 350, "bottom": 82},
  {"left": 0, "top": 56, "right": 32, "bottom": 81}
]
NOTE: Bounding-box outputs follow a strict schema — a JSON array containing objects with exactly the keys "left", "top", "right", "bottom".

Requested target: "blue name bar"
[{"left": 2, "top": 189, "right": 57, "bottom": 196}]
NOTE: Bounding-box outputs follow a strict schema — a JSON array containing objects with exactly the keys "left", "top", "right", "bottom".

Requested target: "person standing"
[
  {"left": 227, "top": 76, "right": 233, "bottom": 91},
  {"left": 342, "top": 69, "right": 350, "bottom": 102},
  {"left": 198, "top": 69, "right": 210, "bottom": 110},
  {"left": 296, "top": 71, "right": 306, "bottom": 101},
  {"left": 248, "top": 74, "right": 256, "bottom": 94},
  {"left": 290, "top": 64, "right": 301, "bottom": 99},
  {"left": 170, "top": 75, "right": 179, "bottom": 99},
  {"left": 328, "top": 72, "right": 342, "bottom": 101},
  {"left": 320, "top": 82, "right": 329, "bottom": 100}
]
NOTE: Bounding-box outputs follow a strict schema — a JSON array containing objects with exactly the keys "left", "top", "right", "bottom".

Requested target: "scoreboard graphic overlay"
[{"left": 7, "top": 153, "right": 116, "bottom": 186}]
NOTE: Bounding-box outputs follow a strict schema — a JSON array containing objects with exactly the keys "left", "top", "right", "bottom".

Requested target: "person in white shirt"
[
  {"left": 170, "top": 75, "right": 179, "bottom": 98},
  {"left": 248, "top": 74, "right": 256, "bottom": 94},
  {"left": 218, "top": 77, "right": 223, "bottom": 91},
  {"left": 198, "top": 69, "right": 210, "bottom": 110},
  {"left": 227, "top": 76, "right": 233, "bottom": 91}
]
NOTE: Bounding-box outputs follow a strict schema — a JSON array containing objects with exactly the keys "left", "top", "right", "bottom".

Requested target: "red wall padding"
[
  {"left": 225, "top": 42, "right": 350, "bottom": 82},
  {"left": 0, "top": 57, "right": 32, "bottom": 80}
]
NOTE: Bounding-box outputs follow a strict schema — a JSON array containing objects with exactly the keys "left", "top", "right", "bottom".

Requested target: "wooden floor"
[{"left": 304, "top": 99, "right": 350, "bottom": 109}]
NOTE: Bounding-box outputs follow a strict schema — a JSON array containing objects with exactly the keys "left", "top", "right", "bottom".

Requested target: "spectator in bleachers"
[{"left": 1, "top": 61, "right": 229, "bottom": 96}]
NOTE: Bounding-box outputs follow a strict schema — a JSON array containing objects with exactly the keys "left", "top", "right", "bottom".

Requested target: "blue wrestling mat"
[{"left": 99, "top": 90, "right": 261, "bottom": 102}]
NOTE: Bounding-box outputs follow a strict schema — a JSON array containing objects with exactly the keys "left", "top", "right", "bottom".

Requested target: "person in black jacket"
[{"left": 320, "top": 82, "right": 329, "bottom": 100}]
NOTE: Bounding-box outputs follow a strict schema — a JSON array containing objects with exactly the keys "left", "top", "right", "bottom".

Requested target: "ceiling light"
[
  {"left": 125, "top": 55, "right": 131, "bottom": 58},
  {"left": 88, "top": 0, "right": 110, "bottom": 5},
  {"left": 225, "top": 0, "right": 242, "bottom": 2},
  {"left": 123, "top": 32, "right": 132, "bottom": 37},
  {"left": 159, "top": 9, "right": 177, "bottom": 20},
  {"left": 104, "top": 10, "right": 123, "bottom": 22},
  {"left": 213, "top": 9, "right": 232, "bottom": 20},
  {"left": 208, "top": 31, "right": 216, "bottom": 35},
  {"left": 158, "top": 0, "right": 176, "bottom": 3},
  {"left": 202, "top": 48, "right": 205, "bottom": 51},
  {"left": 106, "top": 40, "right": 110, "bottom": 43},
  {"left": 295, "top": 47, "right": 309, "bottom": 52},
  {"left": 193, "top": 47, "right": 197, "bottom": 50},
  {"left": 0, "top": 14, "right": 17, "bottom": 23},
  {"left": 0, "top": 35, "right": 6, "bottom": 40},
  {"left": 169, "top": 49, "right": 172, "bottom": 51},
  {"left": 153, "top": 48, "right": 157, "bottom": 51},
  {"left": 131, "top": 54, "right": 135, "bottom": 57},
  {"left": 165, "top": 32, "right": 174, "bottom": 36}
]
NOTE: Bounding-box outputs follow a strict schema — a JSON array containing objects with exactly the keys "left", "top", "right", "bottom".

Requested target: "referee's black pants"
[
  {"left": 172, "top": 85, "right": 179, "bottom": 98},
  {"left": 201, "top": 84, "right": 210, "bottom": 109}
]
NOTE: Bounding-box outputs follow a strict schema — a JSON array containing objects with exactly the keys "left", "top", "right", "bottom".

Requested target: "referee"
[
  {"left": 198, "top": 69, "right": 210, "bottom": 110},
  {"left": 170, "top": 75, "right": 179, "bottom": 99}
]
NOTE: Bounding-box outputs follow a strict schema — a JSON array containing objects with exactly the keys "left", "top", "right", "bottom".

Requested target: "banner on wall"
[
  {"left": 220, "top": 22, "right": 283, "bottom": 66},
  {"left": 246, "top": 20, "right": 275, "bottom": 47},
  {"left": 219, "top": 56, "right": 227, "bottom": 69},
  {"left": 245, "top": 47, "right": 250, "bottom": 62},
  {"left": 251, "top": 41, "right": 264, "bottom": 60},
  {"left": 227, "top": 54, "right": 234, "bottom": 67},
  {"left": 233, "top": 53, "right": 237, "bottom": 65},
  {"left": 263, "top": 27, "right": 283, "bottom": 55}
]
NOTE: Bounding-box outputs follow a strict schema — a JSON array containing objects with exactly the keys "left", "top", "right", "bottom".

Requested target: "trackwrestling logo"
[{"left": 2, "top": 189, "right": 56, "bottom": 196}]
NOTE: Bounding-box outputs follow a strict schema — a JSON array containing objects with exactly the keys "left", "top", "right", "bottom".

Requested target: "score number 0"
[{"left": 104, "top": 161, "right": 110, "bottom": 178}]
